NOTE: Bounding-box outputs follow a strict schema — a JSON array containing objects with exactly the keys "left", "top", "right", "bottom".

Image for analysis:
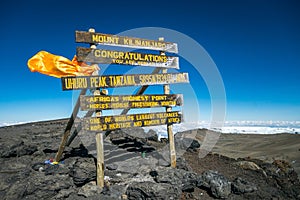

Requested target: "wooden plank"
[
  {"left": 75, "top": 31, "right": 178, "bottom": 53},
  {"left": 61, "top": 72, "right": 189, "bottom": 90},
  {"left": 55, "top": 88, "right": 87, "bottom": 162},
  {"left": 80, "top": 94, "right": 183, "bottom": 111},
  {"left": 93, "top": 89, "right": 104, "bottom": 188},
  {"left": 95, "top": 132, "right": 104, "bottom": 187},
  {"left": 76, "top": 47, "right": 179, "bottom": 69},
  {"left": 83, "top": 111, "right": 182, "bottom": 132},
  {"left": 88, "top": 28, "right": 105, "bottom": 188}
]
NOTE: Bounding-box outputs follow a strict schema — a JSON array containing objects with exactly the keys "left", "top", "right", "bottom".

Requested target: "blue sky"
[{"left": 0, "top": 0, "right": 299, "bottom": 123}]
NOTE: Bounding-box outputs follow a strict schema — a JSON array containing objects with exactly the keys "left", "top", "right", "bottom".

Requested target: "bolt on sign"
[
  {"left": 61, "top": 73, "right": 189, "bottom": 90},
  {"left": 80, "top": 94, "right": 183, "bottom": 110},
  {"left": 75, "top": 31, "right": 178, "bottom": 53},
  {"left": 83, "top": 111, "right": 182, "bottom": 132}
]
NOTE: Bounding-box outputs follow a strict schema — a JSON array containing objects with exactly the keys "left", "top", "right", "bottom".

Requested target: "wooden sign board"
[
  {"left": 76, "top": 47, "right": 179, "bottom": 69},
  {"left": 61, "top": 73, "right": 189, "bottom": 90},
  {"left": 75, "top": 31, "right": 178, "bottom": 53},
  {"left": 83, "top": 111, "right": 182, "bottom": 131},
  {"left": 80, "top": 94, "right": 183, "bottom": 110}
]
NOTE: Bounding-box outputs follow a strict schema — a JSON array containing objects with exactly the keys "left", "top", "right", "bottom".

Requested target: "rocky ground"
[{"left": 0, "top": 119, "right": 300, "bottom": 199}]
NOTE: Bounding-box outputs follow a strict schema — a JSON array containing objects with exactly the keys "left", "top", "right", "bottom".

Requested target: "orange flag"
[{"left": 27, "top": 51, "right": 99, "bottom": 78}]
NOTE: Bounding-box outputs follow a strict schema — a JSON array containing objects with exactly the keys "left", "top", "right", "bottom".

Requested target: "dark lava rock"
[
  {"left": 146, "top": 129, "right": 158, "bottom": 142},
  {"left": 5, "top": 173, "right": 73, "bottom": 200},
  {"left": 174, "top": 132, "right": 201, "bottom": 152},
  {"left": 126, "top": 181, "right": 181, "bottom": 200},
  {"left": 153, "top": 168, "right": 200, "bottom": 192},
  {"left": 110, "top": 128, "right": 147, "bottom": 144},
  {"left": 176, "top": 157, "right": 193, "bottom": 171},
  {"left": 44, "top": 164, "right": 60, "bottom": 175},
  {"left": 231, "top": 177, "right": 257, "bottom": 194},
  {"left": 69, "top": 157, "right": 96, "bottom": 186},
  {"left": 202, "top": 170, "right": 231, "bottom": 199},
  {"left": 106, "top": 163, "right": 118, "bottom": 171},
  {"left": 1, "top": 141, "right": 38, "bottom": 158}
]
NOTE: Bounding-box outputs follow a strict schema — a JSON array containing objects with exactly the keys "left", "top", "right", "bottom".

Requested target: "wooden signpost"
[
  {"left": 80, "top": 94, "right": 183, "bottom": 110},
  {"left": 83, "top": 111, "right": 182, "bottom": 132},
  {"left": 75, "top": 31, "right": 178, "bottom": 53},
  {"left": 61, "top": 73, "right": 189, "bottom": 90},
  {"left": 76, "top": 47, "right": 179, "bottom": 68},
  {"left": 56, "top": 28, "right": 189, "bottom": 188}
]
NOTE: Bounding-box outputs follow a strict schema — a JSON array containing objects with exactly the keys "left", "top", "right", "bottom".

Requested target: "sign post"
[
  {"left": 56, "top": 29, "right": 189, "bottom": 189},
  {"left": 160, "top": 37, "right": 176, "bottom": 168},
  {"left": 88, "top": 28, "right": 105, "bottom": 188}
]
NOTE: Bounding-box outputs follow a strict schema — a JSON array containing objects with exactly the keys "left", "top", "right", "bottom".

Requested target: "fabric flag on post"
[{"left": 27, "top": 51, "right": 99, "bottom": 78}]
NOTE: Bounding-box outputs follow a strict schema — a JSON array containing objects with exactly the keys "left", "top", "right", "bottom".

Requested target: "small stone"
[
  {"left": 232, "top": 177, "right": 257, "bottom": 194},
  {"left": 121, "top": 194, "right": 128, "bottom": 200},
  {"left": 202, "top": 170, "right": 231, "bottom": 199},
  {"left": 78, "top": 181, "right": 103, "bottom": 197},
  {"left": 106, "top": 164, "right": 118, "bottom": 170}
]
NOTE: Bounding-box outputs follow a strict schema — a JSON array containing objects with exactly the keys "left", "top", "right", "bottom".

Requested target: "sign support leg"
[
  {"left": 88, "top": 28, "right": 105, "bottom": 188},
  {"left": 95, "top": 131, "right": 104, "bottom": 187},
  {"left": 94, "top": 89, "right": 104, "bottom": 188},
  {"left": 55, "top": 88, "right": 87, "bottom": 162},
  {"left": 160, "top": 37, "right": 176, "bottom": 168}
]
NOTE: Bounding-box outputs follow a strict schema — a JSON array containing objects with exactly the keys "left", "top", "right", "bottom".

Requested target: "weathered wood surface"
[
  {"left": 83, "top": 111, "right": 182, "bottom": 132},
  {"left": 61, "top": 73, "right": 189, "bottom": 90},
  {"left": 75, "top": 31, "right": 178, "bottom": 53},
  {"left": 76, "top": 47, "right": 179, "bottom": 69},
  {"left": 80, "top": 94, "right": 183, "bottom": 110}
]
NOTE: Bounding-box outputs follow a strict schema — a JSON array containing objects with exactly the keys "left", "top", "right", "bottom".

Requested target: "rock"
[
  {"left": 4, "top": 180, "right": 27, "bottom": 200},
  {"left": 235, "top": 161, "right": 262, "bottom": 171},
  {"left": 176, "top": 157, "right": 192, "bottom": 171},
  {"left": 108, "top": 184, "right": 128, "bottom": 199},
  {"left": 272, "top": 159, "right": 294, "bottom": 174},
  {"left": 0, "top": 141, "right": 38, "bottom": 158},
  {"left": 234, "top": 160, "right": 267, "bottom": 177},
  {"left": 12, "top": 174, "right": 73, "bottom": 200},
  {"left": 78, "top": 181, "right": 102, "bottom": 197},
  {"left": 110, "top": 128, "right": 148, "bottom": 145},
  {"left": 158, "top": 158, "right": 169, "bottom": 167},
  {"left": 153, "top": 167, "right": 199, "bottom": 192},
  {"left": 69, "top": 157, "right": 96, "bottom": 186},
  {"left": 106, "top": 163, "right": 118, "bottom": 170},
  {"left": 32, "top": 162, "right": 45, "bottom": 171},
  {"left": 126, "top": 181, "right": 181, "bottom": 199},
  {"left": 146, "top": 129, "right": 158, "bottom": 142},
  {"left": 54, "top": 188, "right": 75, "bottom": 199},
  {"left": 201, "top": 170, "right": 231, "bottom": 199},
  {"left": 231, "top": 177, "right": 257, "bottom": 194},
  {"left": 174, "top": 132, "right": 201, "bottom": 152},
  {"left": 44, "top": 164, "right": 60, "bottom": 175}
]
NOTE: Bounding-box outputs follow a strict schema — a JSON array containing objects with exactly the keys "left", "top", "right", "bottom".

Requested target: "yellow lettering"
[
  {"left": 144, "top": 119, "right": 160, "bottom": 126},
  {"left": 92, "top": 35, "right": 99, "bottom": 42},
  {"left": 134, "top": 121, "right": 142, "bottom": 127},
  {"left": 64, "top": 77, "right": 87, "bottom": 89},
  {"left": 104, "top": 117, "right": 112, "bottom": 123}
]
